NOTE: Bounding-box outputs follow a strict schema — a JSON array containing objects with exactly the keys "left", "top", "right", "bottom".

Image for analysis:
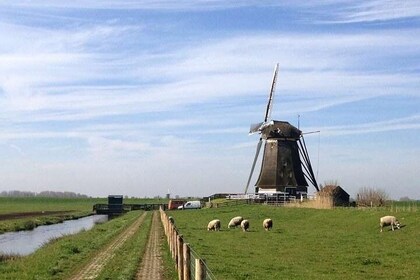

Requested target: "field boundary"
[{"left": 160, "top": 207, "right": 216, "bottom": 280}]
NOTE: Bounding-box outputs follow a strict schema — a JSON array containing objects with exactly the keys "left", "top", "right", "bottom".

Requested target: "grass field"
[
  {"left": 168, "top": 204, "right": 420, "bottom": 280},
  {"left": 0, "top": 197, "right": 170, "bottom": 214},
  {"left": 0, "top": 211, "right": 145, "bottom": 279},
  {"left": 0, "top": 197, "right": 169, "bottom": 233}
]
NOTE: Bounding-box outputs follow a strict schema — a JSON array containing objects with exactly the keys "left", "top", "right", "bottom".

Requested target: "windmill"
[{"left": 244, "top": 64, "right": 319, "bottom": 197}]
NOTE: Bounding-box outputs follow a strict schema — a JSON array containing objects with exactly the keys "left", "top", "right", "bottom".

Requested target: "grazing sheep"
[
  {"left": 207, "top": 219, "right": 221, "bottom": 231},
  {"left": 240, "top": 219, "right": 249, "bottom": 232},
  {"left": 168, "top": 216, "right": 174, "bottom": 224},
  {"left": 263, "top": 218, "right": 273, "bottom": 231},
  {"left": 380, "top": 215, "right": 401, "bottom": 232},
  {"left": 228, "top": 216, "right": 243, "bottom": 228}
]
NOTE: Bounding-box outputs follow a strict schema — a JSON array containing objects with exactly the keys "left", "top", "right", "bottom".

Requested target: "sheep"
[
  {"left": 263, "top": 218, "right": 273, "bottom": 231},
  {"left": 207, "top": 219, "right": 221, "bottom": 231},
  {"left": 380, "top": 215, "right": 401, "bottom": 232},
  {"left": 228, "top": 216, "right": 243, "bottom": 228},
  {"left": 240, "top": 219, "right": 249, "bottom": 232}
]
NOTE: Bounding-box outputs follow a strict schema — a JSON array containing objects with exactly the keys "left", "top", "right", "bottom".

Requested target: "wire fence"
[{"left": 159, "top": 207, "right": 216, "bottom": 280}]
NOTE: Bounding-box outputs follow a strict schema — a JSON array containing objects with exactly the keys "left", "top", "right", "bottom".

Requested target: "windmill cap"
[{"left": 262, "top": 120, "right": 301, "bottom": 139}]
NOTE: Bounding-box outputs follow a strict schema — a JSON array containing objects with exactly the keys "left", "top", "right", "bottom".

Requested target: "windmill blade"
[
  {"left": 264, "top": 63, "right": 279, "bottom": 122},
  {"left": 302, "top": 130, "right": 320, "bottom": 135},
  {"left": 249, "top": 122, "right": 264, "bottom": 134},
  {"left": 249, "top": 120, "right": 275, "bottom": 135},
  {"left": 244, "top": 138, "right": 263, "bottom": 194}
]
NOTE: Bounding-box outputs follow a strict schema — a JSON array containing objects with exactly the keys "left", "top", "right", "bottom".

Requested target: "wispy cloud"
[
  {"left": 331, "top": 0, "right": 420, "bottom": 23},
  {"left": 317, "top": 115, "right": 420, "bottom": 137},
  {"left": 0, "top": 1, "right": 418, "bottom": 198}
]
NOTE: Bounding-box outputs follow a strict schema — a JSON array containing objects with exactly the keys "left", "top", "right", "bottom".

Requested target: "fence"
[
  {"left": 208, "top": 199, "right": 251, "bottom": 208},
  {"left": 159, "top": 207, "right": 216, "bottom": 280}
]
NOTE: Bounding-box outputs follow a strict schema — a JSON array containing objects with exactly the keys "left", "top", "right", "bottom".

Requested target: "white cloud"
[
  {"left": 0, "top": 2, "right": 419, "bottom": 199},
  {"left": 332, "top": 0, "right": 420, "bottom": 23}
]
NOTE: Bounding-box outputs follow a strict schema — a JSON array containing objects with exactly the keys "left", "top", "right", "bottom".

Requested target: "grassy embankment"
[
  {"left": 96, "top": 212, "right": 177, "bottom": 280},
  {"left": 168, "top": 203, "right": 420, "bottom": 280},
  {"left": 0, "top": 210, "right": 145, "bottom": 279},
  {"left": 0, "top": 197, "right": 169, "bottom": 233}
]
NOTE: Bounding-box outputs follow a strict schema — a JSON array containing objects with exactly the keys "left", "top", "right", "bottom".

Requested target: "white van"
[{"left": 178, "top": 200, "right": 201, "bottom": 210}]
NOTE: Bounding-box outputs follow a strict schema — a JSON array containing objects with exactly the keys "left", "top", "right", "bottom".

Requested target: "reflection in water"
[{"left": 0, "top": 215, "right": 108, "bottom": 256}]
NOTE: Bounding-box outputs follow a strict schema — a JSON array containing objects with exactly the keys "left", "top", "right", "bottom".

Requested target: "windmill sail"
[
  {"left": 244, "top": 138, "right": 263, "bottom": 194},
  {"left": 244, "top": 64, "right": 279, "bottom": 194},
  {"left": 264, "top": 63, "right": 279, "bottom": 122}
]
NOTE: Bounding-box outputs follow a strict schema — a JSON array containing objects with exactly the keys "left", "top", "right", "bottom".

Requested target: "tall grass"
[{"left": 168, "top": 204, "right": 420, "bottom": 279}]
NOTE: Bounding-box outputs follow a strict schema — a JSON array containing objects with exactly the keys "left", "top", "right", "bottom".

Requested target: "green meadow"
[
  {"left": 0, "top": 197, "right": 169, "bottom": 233},
  {"left": 0, "top": 197, "right": 170, "bottom": 214},
  {"left": 168, "top": 204, "right": 420, "bottom": 280},
  {"left": 0, "top": 211, "right": 146, "bottom": 279}
]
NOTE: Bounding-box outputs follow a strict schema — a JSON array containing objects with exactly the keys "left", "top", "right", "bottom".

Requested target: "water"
[{"left": 0, "top": 215, "right": 108, "bottom": 256}]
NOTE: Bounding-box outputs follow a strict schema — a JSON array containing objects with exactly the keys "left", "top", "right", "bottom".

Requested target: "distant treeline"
[{"left": 0, "top": 190, "right": 89, "bottom": 198}]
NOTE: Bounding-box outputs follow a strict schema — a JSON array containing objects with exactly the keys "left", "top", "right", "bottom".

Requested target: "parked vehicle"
[
  {"left": 178, "top": 200, "right": 201, "bottom": 210},
  {"left": 168, "top": 199, "right": 186, "bottom": 210}
]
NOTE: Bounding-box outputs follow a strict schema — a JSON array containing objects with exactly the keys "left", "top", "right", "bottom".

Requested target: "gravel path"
[
  {"left": 136, "top": 211, "right": 165, "bottom": 280},
  {"left": 69, "top": 212, "right": 147, "bottom": 280}
]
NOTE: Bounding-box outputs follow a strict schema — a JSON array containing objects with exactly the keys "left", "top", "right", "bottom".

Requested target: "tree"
[{"left": 356, "top": 187, "right": 389, "bottom": 207}]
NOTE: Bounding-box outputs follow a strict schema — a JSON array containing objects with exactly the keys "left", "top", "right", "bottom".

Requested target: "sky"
[{"left": 0, "top": 1, "right": 419, "bottom": 199}]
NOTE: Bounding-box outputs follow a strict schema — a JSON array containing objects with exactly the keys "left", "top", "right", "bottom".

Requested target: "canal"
[{"left": 0, "top": 215, "right": 108, "bottom": 256}]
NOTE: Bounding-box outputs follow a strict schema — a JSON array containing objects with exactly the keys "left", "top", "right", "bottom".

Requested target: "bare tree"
[{"left": 356, "top": 187, "right": 389, "bottom": 207}]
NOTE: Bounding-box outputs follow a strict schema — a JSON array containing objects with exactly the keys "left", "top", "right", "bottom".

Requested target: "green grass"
[
  {"left": 0, "top": 197, "right": 169, "bottom": 233},
  {"left": 0, "top": 211, "right": 143, "bottom": 280},
  {"left": 97, "top": 212, "right": 152, "bottom": 280},
  {"left": 97, "top": 211, "right": 177, "bottom": 280},
  {"left": 160, "top": 220, "right": 178, "bottom": 280},
  {"left": 168, "top": 205, "right": 420, "bottom": 280},
  {"left": 0, "top": 197, "right": 103, "bottom": 214},
  {"left": 0, "top": 197, "right": 170, "bottom": 214}
]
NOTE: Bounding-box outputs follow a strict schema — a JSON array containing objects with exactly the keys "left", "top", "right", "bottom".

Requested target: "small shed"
[
  {"left": 318, "top": 185, "right": 350, "bottom": 206},
  {"left": 108, "top": 195, "right": 124, "bottom": 214}
]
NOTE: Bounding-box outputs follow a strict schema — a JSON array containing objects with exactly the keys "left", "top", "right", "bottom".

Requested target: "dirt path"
[
  {"left": 69, "top": 212, "right": 147, "bottom": 280},
  {"left": 136, "top": 211, "right": 165, "bottom": 280}
]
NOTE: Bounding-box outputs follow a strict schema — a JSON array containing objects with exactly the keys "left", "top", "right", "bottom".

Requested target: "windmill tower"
[{"left": 245, "top": 64, "right": 319, "bottom": 197}]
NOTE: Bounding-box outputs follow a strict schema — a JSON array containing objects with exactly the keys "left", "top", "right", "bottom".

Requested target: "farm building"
[{"left": 317, "top": 185, "right": 350, "bottom": 206}]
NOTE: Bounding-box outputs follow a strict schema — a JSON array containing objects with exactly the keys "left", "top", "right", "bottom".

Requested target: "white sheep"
[
  {"left": 380, "top": 215, "right": 401, "bottom": 232},
  {"left": 240, "top": 219, "right": 249, "bottom": 232},
  {"left": 228, "top": 216, "right": 243, "bottom": 228},
  {"left": 263, "top": 218, "right": 273, "bottom": 231},
  {"left": 207, "top": 219, "right": 221, "bottom": 231}
]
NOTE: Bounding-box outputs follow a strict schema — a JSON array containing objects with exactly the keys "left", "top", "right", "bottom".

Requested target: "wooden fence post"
[
  {"left": 177, "top": 235, "right": 184, "bottom": 280},
  {"left": 172, "top": 227, "right": 176, "bottom": 260},
  {"left": 183, "top": 243, "right": 190, "bottom": 280},
  {"left": 195, "top": 258, "right": 205, "bottom": 280},
  {"left": 171, "top": 226, "right": 175, "bottom": 259}
]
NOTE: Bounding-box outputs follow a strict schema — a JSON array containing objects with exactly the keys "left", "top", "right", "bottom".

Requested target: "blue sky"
[{"left": 0, "top": 1, "right": 419, "bottom": 199}]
